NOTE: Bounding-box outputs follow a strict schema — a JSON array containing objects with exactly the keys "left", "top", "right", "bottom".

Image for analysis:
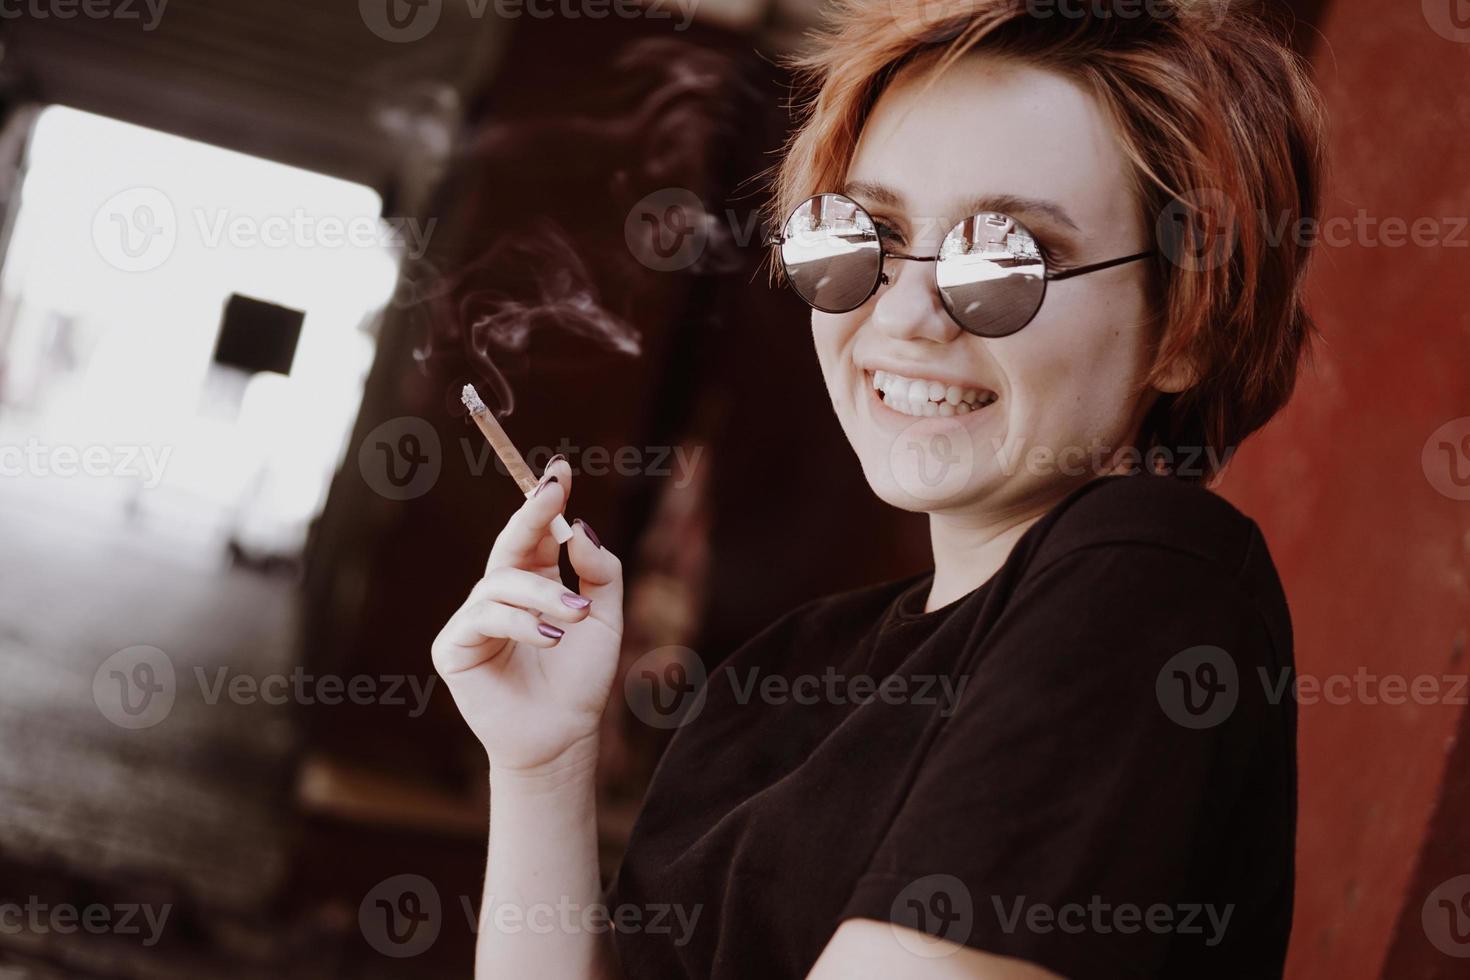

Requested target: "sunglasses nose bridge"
[
  {"left": 876, "top": 252, "right": 937, "bottom": 291},
  {"left": 870, "top": 254, "right": 959, "bottom": 342}
]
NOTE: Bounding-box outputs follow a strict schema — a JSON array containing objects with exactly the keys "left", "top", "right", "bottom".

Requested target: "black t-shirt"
[{"left": 607, "top": 474, "right": 1296, "bottom": 979}]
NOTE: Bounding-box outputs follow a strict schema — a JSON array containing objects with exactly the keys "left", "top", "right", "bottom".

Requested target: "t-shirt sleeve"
[{"left": 838, "top": 541, "right": 1288, "bottom": 978}]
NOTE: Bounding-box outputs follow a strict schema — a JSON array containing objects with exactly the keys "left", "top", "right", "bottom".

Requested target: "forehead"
[{"left": 847, "top": 54, "right": 1139, "bottom": 235}]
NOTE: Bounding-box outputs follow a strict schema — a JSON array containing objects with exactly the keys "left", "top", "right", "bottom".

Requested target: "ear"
[{"left": 1152, "top": 351, "right": 1198, "bottom": 394}]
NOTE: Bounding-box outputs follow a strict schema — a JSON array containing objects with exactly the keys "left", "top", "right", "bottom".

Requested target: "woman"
[{"left": 432, "top": 0, "right": 1324, "bottom": 976}]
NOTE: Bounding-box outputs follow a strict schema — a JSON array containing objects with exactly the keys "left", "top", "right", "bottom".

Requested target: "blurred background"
[{"left": 0, "top": 0, "right": 1463, "bottom": 976}]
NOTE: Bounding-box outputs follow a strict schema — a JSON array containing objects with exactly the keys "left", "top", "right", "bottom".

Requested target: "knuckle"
[{"left": 430, "top": 636, "right": 454, "bottom": 670}]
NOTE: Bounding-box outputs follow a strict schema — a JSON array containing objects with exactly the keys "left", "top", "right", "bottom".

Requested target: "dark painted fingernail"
[
  {"left": 574, "top": 518, "right": 602, "bottom": 549},
  {"left": 532, "top": 475, "right": 559, "bottom": 497},
  {"left": 561, "top": 593, "right": 592, "bottom": 609},
  {"left": 537, "top": 622, "right": 565, "bottom": 640}
]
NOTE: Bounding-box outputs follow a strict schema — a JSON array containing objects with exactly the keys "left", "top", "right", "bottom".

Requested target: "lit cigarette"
[{"left": 461, "top": 384, "right": 574, "bottom": 544}]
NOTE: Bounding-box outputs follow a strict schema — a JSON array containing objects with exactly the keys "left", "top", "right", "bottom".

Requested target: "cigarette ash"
[{"left": 460, "top": 384, "right": 489, "bottom": 416}]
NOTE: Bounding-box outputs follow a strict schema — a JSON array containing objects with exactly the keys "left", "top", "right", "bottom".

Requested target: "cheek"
[{"left": 1004, "top": 282, "right": 1155, "bottom": 441}]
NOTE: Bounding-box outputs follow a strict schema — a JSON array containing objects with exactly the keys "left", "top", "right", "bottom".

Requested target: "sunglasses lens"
[
  {"left": 936, "top": 212, "right": 1046, "bottom": 337},
  {"left": 779, "top": 194, "right": 882, "bottom": 313}
]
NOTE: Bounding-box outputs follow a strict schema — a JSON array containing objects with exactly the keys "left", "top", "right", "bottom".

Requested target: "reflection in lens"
[
  {"left": 780, "top": 194, "right": 882, "bottom": 313},
  {"left": 936, "top": 211, "right": 1045, "bottom": 336}
]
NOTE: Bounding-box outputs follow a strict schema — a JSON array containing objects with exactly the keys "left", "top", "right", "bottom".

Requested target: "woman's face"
[{"left": 812, "top": 54, "right": 1163, "bottom": 518}]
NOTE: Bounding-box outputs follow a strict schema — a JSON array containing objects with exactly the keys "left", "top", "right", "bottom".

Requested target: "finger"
[
  {"left": 434, "top": 602, "right": 559, "bottom": 673},
  {"left": 539, "top": 453, "right": 573, "bottom": 503},
  {"left": 539, "top": 454, "right": 575, "bottom": 543},
  {"left": 470, "top": 566, "right": 594, "bottom": 626},
  {"left": 567, "top": 518, "right": 623, "bottom": 629},
  {"left": 487, "top": 475, "right": 567, "bottom": 574}
]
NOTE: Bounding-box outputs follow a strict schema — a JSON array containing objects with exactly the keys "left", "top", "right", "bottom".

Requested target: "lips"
[{"left": 868, "top": 369, "right": 998, "bottom": 418}]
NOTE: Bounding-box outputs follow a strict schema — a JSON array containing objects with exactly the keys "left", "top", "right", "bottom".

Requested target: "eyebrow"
[{"left": 842, "top": 179, "right": 1081, "bottom": 232}]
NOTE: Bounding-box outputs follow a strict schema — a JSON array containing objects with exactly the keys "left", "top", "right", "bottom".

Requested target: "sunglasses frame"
[{"left": 768, "top": 192, "right": 1156, "bottom": 338}]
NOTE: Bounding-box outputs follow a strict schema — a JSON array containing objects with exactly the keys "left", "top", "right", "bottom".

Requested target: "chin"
[{"left": 855, "top": 439, "right": 1005, "bottom": 514}]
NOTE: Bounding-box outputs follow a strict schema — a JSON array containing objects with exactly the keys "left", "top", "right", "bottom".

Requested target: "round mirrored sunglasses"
[{"left": 769, "top": 192, "right": 1154, "bottom": 338}]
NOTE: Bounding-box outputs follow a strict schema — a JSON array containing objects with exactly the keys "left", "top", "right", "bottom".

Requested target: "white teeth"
[{"left": 868, "top": 369, "right": 996, "bottom": 415}]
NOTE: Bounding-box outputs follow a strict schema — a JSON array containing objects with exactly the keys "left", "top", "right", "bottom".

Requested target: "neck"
[{"left": 924, "top": 494, "right": 1062, "bottom": 612}]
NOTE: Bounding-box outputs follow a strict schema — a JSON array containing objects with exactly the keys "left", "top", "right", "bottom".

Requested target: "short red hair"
[{"left": 770, "top": 0, "right": 1326, "bottom": 481}]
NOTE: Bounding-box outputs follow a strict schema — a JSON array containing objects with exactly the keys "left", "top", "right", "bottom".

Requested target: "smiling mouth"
[{"left": 868, "top": 369, "right": 999, "bottom": 418}]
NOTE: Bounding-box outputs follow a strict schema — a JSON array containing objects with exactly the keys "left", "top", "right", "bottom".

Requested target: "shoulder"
[
  {"left": 996, "top": 475, "right": 1291, "bottom": 671},
  {"left": 1032, "top": 474, "right": 1263, "bottom": 574}
]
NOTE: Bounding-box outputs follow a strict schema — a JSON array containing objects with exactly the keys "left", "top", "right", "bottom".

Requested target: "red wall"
[{"left": 1217, "top": 2, "right": 1470, "bottom": 976}]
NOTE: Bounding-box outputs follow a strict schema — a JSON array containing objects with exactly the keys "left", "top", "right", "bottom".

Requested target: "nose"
[{"left": 868, "top": 258, "right": 961, "bottom": 344}]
